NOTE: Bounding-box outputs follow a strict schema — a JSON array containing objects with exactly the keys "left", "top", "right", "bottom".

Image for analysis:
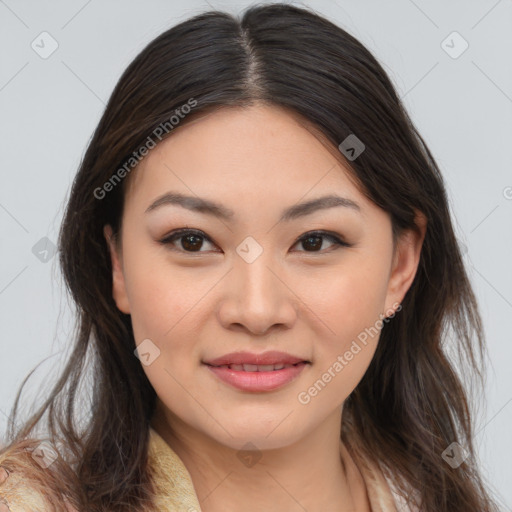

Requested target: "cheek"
[
  {"left": 296, "top": 257, "right": 390, "bottom": 393},
  {"left": 125, "top": 261, "right": 207, "bottom": 416},
  {"left": 302, "top": 256, "right": 390, "bottom": 339},
  {"left": 122, "top": 246, "right": 204, "bottom": 342}
]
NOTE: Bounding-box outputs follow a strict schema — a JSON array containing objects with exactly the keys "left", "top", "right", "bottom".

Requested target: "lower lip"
[{"left": 205, "top": 362, "right": 309, "bottom": 392}]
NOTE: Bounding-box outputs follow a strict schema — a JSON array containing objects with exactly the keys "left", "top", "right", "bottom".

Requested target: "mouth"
[
  {"left": 205, "top": 362, "right": 307, "bottom": 372},
  {"left": 203, "top": 350, "right": 311, "bottom": 368},
  {"left": 202, "top": 351, "right": 311, "bottom": 391}
]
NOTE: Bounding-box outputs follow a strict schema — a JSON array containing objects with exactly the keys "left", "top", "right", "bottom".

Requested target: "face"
[{"left": 104, "top": 104, "right": 425, "bottom": 451}]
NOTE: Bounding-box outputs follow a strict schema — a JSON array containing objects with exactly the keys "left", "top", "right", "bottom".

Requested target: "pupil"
[
  {"left": 303, "top": 235, "right": 321, "bottom": 251},
  {"left": 182, "top": 234, "right": 202, "bottom": 251}
]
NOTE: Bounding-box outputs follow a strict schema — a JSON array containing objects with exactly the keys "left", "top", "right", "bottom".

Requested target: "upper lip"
[{"left": 204, "top": 351, "right": 310, "bottom": 366}]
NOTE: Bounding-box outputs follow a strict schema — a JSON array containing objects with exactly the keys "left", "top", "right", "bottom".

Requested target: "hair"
[{"left": 1, "top": 3, "right": 500, "bottom": 511}]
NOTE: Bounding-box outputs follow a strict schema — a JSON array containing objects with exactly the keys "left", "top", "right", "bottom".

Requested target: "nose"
[{"left": 217, "top": 247, "right": 298, "bottom": 336}]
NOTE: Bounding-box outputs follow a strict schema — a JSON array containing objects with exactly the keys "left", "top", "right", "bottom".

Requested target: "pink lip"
[
  {"left": 205, "top": 362, "right": 309, "bottom": 392},
  {"left": 203, "top": 351, "right": 311, "bottom": 392},
  {"left": 204, "top": 350, "right": 309, "bottom": 366}
]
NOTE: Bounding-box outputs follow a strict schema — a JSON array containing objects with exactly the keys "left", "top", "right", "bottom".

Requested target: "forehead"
[{"left": 123, "top": 104, "right": 365, "bottom": 211}]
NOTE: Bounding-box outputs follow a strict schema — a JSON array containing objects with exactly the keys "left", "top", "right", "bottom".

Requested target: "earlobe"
[
  {"left": 384, "top": 210, "right": 427, "bottom": 315},
  {"left": 103, "top": 224, "right": 131, "bottom": 314}
]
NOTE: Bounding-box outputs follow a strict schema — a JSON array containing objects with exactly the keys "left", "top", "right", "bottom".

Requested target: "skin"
[{"left": 104, "top": 104, "right": 426, "bottom": 512}]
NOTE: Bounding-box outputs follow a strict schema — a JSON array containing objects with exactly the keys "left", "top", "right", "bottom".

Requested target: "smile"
[
  {"left": 204, "top": 361, "right": 309, "bottom": 391},
  {"left": 209, "top": 362, "right": 301, "bottom": 371}
]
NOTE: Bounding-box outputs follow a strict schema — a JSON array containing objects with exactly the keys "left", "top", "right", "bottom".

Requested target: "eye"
[
  {"left": 291, "top": 230, "right": 351, "bottom": 253},
  {"left": 159, "top": 229, "right": 351, "bottom": 254},
  {"left": 159, "top": 228, "right": 217, "bottom": 253}
]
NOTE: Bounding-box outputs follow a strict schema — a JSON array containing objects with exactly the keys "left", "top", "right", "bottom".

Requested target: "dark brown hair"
[{"left": 2, "top": 3, "right": 500, "bottom": 511}]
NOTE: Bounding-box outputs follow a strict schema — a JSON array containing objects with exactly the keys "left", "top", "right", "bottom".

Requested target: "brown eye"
[
  {"left": 160, "top": 229, "right": 216, "bottom": 253},
  {"left": 160, "top": 228, "right": 350, "bottom": 255},
  {"left": 292, "top": 231, "right": 349, "bottom": 253},
  {"left": 180, "top": 233, "right": 205, "bottom": 252}
]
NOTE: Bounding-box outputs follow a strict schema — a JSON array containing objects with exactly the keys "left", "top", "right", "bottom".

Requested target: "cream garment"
[
  {"left": 147, "top": 427, "right": 410, "bottom": 512},
  {"left": 0, "top": 427, "right": 418, "bottom": 511}
]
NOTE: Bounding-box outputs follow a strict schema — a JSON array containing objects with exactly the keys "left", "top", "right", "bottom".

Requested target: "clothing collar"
[{"left": 147, "top": 426, "right": 400, "bottom": 511}]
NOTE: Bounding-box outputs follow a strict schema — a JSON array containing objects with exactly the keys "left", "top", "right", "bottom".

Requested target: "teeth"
[{"left": 214, "top": 363, "right": 299, "bottom": 371}]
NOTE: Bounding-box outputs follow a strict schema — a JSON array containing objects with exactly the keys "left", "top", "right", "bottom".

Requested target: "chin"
[{"left": 205, "top": 420, "right": 306, "bottom": 452}]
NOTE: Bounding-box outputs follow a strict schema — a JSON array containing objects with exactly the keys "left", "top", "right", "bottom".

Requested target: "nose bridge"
[
  {"left": 223, "top": 234, "right": 296, "bottom": 333},
  {"left": 234, "top": 234, "right": 279, "bottom": 301}
]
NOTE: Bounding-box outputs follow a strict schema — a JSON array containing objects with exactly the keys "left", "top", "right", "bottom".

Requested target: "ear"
[
  {"left": 103, "top": 224, "right": 131, "bottom": 314},
  {"left": 384, "top": 210, "right": 427, "bottom": 316}
]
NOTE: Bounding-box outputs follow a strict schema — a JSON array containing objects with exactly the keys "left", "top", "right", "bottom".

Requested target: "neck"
[{"left": 151, "top": 403, "right": 370, "bottom": 512}]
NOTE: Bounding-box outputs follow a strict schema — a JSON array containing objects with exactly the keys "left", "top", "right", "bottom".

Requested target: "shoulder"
[{"left": 0, "top": 438, "right": 78, "bottom": 512}]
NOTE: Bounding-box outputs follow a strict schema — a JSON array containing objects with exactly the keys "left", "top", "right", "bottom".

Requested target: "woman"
[{"left": 0, "top": 3, "right": 500, "bottom": 511}]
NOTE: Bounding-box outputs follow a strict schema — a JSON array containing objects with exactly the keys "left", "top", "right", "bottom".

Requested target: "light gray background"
[{"left": 1, "top": 0, "right": 511, "bottom": 508}]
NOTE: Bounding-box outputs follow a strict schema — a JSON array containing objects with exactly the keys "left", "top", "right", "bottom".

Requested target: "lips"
[
  {"left": 204, "top": 350, "right": 310, "bottom": 368},
  {"left": 203, "top": 351, "right": 311, "bottom": 390},
  {"left": 211, "top": 363, "right": 299, "bottom": 372}
]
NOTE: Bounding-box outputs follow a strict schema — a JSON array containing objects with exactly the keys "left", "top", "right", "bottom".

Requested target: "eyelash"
[{"left": 159, "top": 228, "right": 351, "bottom": 254}]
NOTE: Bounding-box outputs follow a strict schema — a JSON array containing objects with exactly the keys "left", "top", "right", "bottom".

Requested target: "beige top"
[
  {"left": 0, "top": 427, "right": 419, "bottom": 511},
  {"left": 147, "top": 427, "right": 402, "bottom": 511}
]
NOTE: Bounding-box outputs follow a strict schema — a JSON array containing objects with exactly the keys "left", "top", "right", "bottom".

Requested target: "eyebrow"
[{"left": 145, "top": 192, "right": 361, "bottom": 222}]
